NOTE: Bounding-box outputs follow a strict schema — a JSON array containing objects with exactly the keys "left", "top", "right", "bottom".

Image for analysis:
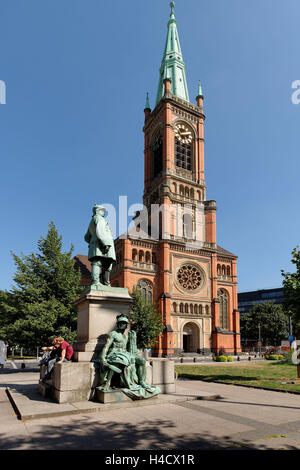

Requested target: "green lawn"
[{"left": 175, "top": 361, "right": 300, "bottom": 393}]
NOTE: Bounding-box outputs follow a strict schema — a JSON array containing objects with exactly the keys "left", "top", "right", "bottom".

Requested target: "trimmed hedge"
[
  {"left": 265, "top": 354, "right": 284, "bottom": 360},
  {"left": 213, "top": 355, "right": 234, "bottom": 362}
]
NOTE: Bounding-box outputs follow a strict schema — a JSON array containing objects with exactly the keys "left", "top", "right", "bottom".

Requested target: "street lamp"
[{"left": 258, "top": 323, "right": 262, "bottom": 356}]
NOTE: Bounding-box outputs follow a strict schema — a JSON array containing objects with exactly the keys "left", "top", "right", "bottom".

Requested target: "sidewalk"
[
  {"left": 0, "top": 367, "right": 300, "bottom": 450},
  {"left": 2, "top": 369, "right": 221, "bottom": 421}
]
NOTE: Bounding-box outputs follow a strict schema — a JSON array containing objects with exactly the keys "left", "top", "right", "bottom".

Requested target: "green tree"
[
  {"left": 240, "top": 302, "right": 289, "bottom": 346},
  {"left": 0, "top": 222, "right": 82, "bottom": 350},
  {"left": 281, "top": 246, "right": 300, "bottom": 333},
  {"left": 130, "top": 287, "right": 164, "bottom": 350}
]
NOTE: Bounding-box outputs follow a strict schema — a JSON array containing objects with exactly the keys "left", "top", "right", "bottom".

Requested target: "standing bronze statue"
[{"left": 84, "top": 204, "right": 116, "bottom": 289}]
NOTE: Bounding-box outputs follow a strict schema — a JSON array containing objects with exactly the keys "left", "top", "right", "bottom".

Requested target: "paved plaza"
[{"left": 0, "top": 362, "right": 299, "bottom": 451}]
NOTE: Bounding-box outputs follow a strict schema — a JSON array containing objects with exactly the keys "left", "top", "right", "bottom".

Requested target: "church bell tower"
[{"left": 110, "top": 3, "right": 241, "bottom": 356}]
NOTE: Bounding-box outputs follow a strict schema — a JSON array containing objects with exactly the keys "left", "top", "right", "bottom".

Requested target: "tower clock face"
[{"left": 174, "top": 123, "right": 192, "bottom": 144}]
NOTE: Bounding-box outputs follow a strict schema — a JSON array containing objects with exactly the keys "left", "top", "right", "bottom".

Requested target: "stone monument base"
[
  {"left": 38, "top": 286, "right": 175, "bottom": 403},
  {"left": 39, "top": 358, "right": 175, "bottom": 403},
  {"left": 73, "top": 287, "right": 133, "bottom": 362},
  {"left": 95, "top": 388, "right": 159, "bottom": 404},
  {"left": 39, "top": 361, "right": 97, "bottom": 403},
  {"left": 95, "top": 388, "right": 132, "bottom": 404}
]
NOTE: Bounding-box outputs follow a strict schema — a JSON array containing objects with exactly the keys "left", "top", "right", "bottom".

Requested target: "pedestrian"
[{"left": 41, "top": 336, "right": 73, "bottom": 382}]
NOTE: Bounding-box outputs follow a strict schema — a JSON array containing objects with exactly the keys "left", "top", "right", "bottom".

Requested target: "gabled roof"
[
  {"left": 74, "top": 254, "right": 91, "bottom": 277},
  {"left": 217, "top": 245, "right": 238, "bottom": 259}
]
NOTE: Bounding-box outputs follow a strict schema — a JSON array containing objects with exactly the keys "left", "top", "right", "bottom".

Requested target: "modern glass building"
[{"left": 238, "top": 288, "right": 284, "bottom": 315}]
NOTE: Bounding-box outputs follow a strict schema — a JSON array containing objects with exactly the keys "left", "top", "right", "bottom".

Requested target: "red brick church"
[{"left": 75, "top": 4, "right": 241, "bottom": 356}]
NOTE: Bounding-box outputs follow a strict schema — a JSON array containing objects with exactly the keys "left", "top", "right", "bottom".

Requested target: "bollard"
[
  {"left": 248, "top": 356, "right": 251, "bottom": 361},
  {"left": 237, "top": 356, "right": 240, "bottom": 361}
]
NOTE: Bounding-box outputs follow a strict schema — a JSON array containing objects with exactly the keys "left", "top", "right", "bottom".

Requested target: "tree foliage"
[
  {"left": 240, "top": 302, "right": 289, "bottom": 346},
  {"left": 281, "top": 246, "right": 300, "bottom": 333},
  {"left": 0, "top": 222, "right": 82, "bottom": 349},
  {"left": 130, "top": 287, "right": 164, "bottom": 350}
]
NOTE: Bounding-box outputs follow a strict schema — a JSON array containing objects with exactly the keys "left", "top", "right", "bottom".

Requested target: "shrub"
[
  {"left": 267, "top": 354, "right": 284, "bottom": 360},
  {"left": 216, "top": 355, "right": 227, "bottom": 362},
  {"left": 227, "top": 356, "right": 233, "bottom": 362}
]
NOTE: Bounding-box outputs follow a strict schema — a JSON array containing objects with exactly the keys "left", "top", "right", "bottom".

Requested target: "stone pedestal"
[
  {"left": 149, "top": 358, "right": 176, "bottom": 393},
  {"left": 39, "top": 357, "right": 176, "bottom": 403},
  {"left": 73, "top": 286, "right": 132, "bottom": 362},
  {"left": 95, "top": 388, "right": 132, "bottom": 404},
  {"left": 38, "top": 286, "right": 176, "bottom": 403},
  {"left": 39, "top": 362, "right": 98, "bottom": 402}
]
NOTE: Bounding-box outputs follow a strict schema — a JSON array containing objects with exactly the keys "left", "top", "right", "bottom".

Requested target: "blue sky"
[{"left": 0, "top": 0, "right": 299, "bottom": 293}]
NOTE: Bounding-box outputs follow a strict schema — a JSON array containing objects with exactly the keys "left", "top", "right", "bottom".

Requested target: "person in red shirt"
[
  {"left": 41, "top": 336, "right": 73, "bottom": 382},
  {"left": 54, "top": 337, "right": 74, "bottom": 363}
]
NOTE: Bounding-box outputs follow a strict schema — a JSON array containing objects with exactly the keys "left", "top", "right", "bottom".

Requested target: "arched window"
[
  {"left": 217, "top": 264, "right": 221, "bottom": 276},
  {"left": 185, "top": 303, "right": 189, "bottom": 313},
  {"left": 205, "top": 305, "right": 209, "bottom": 315},
  {"left": 227, "top": 266, "right": 231, "bottom": 276},
  {"left": 199, "top": 305, "right": 203, "bottom": 315},
  {"left": 189, "top": 304, "right": 193, "bottom": 314},
  {"left": 194, "top": 305, "right": 198, "bottom": 314},
  {"left": 173, "top": 302, "right": 177, "bottom": 313},
  {"left": 175, "top": 123, "right": 193, "bottom": 171},
  {"left": 139, "top": 250, "right": 144, "bottom": 262},
  {"left": 218, "top": 289, "right": 228, "bottom": 329},
  {"left": 137, "top": 279, "right": 153, "bottom": 303},
  {"left": 180, "top": 303, "right": 184, "bottom": 313},
  {"left": 222, "top": 265, "right": 226, "bottom": 276},
  {"left": 183, "top": 212, "right": 193, "bottom": 239},
  {"left": 151, "top": 131, "right": 163, "bottom": 179},
  {"left": 132, "top": 249, "right": 137, "bottom": 261},
  {"left": 145, "top": 251, "right": 151, "bottom": 263}
]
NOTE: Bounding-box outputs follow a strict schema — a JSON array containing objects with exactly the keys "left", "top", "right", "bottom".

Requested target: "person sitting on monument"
[
  {"left": 41, "top": 336, "right": 73, "bottom": 382},
  {"left": 84, "top": 204, "right": 116, "bottom": 288}
]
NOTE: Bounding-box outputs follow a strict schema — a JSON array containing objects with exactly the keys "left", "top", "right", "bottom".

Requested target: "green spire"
[
  {"left": 156, "top": 2, "right": 190, "bottom": 105},
  {"left": 145, "top": 92, "right": 150, "bottom": 110}
]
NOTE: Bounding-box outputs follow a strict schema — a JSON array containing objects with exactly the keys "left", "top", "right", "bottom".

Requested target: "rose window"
[{"left": 177, "top": 264, "right": 202, "bottom": 291}]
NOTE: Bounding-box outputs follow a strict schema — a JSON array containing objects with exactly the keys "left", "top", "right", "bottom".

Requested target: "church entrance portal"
[{"left": 182, "top": 322, "right": 199, "bottom": 352}]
